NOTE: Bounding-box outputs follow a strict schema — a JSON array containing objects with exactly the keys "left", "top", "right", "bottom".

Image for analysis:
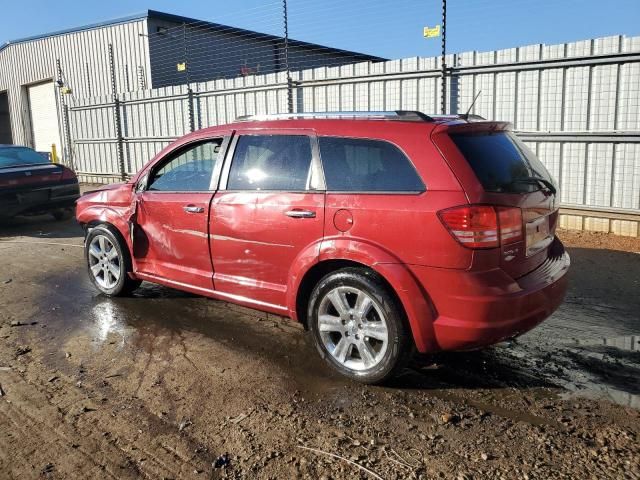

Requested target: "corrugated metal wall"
[
  {"left": 69, "top": 35, "right": 640, "bottom": 236},
  {"left": 0, "top": 18, "right": 151, "bottom": 152}
]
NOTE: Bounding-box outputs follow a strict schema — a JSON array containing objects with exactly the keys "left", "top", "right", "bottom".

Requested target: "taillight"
[
  {"left": 497, "top": 207, "right": 524, "bottom": 245},
  {"left": 60, "top": 166, "right": 77, "bottom": 181},
  {"left": 438, "top": 205, "right": 523, "bottom": 249}
]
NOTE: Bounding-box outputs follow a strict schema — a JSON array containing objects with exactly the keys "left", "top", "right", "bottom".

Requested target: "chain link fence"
[{"left": 63, "top": 33, "right": 640, "bottom": 236}]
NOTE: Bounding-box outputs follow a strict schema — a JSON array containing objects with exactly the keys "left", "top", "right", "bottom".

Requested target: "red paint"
[
  {"left": 76, "top": 116, "right": 570, "bottom": 354},
  {"left": 134, "top": 192, "right": 214, "bottom": 290},
  {"left": 211, "top": 190, "right": 324, "bottom": 310}
]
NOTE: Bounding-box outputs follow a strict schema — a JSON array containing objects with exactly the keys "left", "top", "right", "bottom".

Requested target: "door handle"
[
  {"left": 183, "top": 205, "right": 205, "bottom": 213},
  {"left": 285, "top": 209, "right": 316, "bottom": 219}
]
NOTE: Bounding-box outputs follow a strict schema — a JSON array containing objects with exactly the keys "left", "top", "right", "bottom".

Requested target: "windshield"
[
  {"left": 0, "top": 147, "right": 49, "bottom": 168},
  {"left": 450, "top": 131, "right": 555, "bottom": 194}
]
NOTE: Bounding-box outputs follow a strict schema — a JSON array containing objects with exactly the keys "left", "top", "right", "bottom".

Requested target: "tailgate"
[
  {"left": 483, "top": 191, "right": 558, "bottom": 278},
  {"left": 432, "top": 123, "right": 559, "bottom": 278}
]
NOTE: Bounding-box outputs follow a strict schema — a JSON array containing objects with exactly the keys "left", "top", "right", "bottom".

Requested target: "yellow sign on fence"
[{"left": 423, "top": 25, "right": 441, "bottom": 38}]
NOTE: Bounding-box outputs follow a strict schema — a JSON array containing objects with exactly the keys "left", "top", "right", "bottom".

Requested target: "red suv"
[{"left": 76, "top": 111, "right": 569, "bottom": 383}]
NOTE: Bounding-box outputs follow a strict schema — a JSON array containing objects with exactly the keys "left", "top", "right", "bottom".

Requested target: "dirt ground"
[{"left": 0, "top": 212, "right": 639, "bottom": 480}]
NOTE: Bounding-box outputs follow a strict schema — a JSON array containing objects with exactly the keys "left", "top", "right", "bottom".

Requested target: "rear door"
[
  {"left": 434, "top": 123, "right": 559, "bottom": 277},
  {"left": 210, "top": 132, "right": 325, "bottom": 312},
  {"left": 133, "top": 137, "right": 227, "bottom": 291}
]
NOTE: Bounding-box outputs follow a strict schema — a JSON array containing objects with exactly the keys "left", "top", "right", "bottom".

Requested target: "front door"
[
  {"left": 211, "top": 133, "right": 325, "bottom": 311},
  {"left": 133, "top": 138, "right": 226, "bottom": 292}
]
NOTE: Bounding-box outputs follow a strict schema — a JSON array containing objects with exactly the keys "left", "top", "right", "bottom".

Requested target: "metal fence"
[{"left": 68, "top": 34, "right": 640, "bottom": 236}]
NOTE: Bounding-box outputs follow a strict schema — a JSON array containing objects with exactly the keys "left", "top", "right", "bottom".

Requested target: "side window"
[
  {"left": 148, "top": 140, "right": 222, "bottom": 192},
  {"left": 319, "top": 137, "right": 425, "bottom": 192},
  {"left": 227, "top": 135, "right": 313, "bottom": 191}
]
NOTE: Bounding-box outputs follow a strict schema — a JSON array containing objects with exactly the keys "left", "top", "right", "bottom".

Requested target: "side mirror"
[{"left": 136, "top": 175, "right": 148, "bottom": 193}]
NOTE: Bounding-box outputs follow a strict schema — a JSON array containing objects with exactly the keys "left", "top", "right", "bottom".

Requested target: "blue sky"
[{"left": 2, "top": 0, "right": 639, "bottom": 59}]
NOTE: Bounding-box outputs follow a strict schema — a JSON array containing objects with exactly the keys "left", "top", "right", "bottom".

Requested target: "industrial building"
[{"left": 0, "top": 10, "right": 383, "bottom": 157}]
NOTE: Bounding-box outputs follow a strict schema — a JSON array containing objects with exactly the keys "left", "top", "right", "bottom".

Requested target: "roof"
[{"left": 0, "top": 10, "right": 385, "bottom": 61}]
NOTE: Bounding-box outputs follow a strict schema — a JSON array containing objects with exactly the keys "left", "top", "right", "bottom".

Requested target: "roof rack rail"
[
  {"left": 428, "top": 113, "right": 487, "bottom": 121},
  {"left": 235, "top": 110, "right": 435, "bottom": 122}
]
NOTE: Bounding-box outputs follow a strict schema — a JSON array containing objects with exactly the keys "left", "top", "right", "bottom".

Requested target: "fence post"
[
  {"left": 440, "top": 0, "right": 447, "bottom": 114},
  {"left": 283, "top": 0, "right": 294, "bottom": 113},
  {"left": 55, "top": 59, "right": 73, "bottom": 169},
  {"left": 108, "top": 44, "right": 126, "bottom": 181},
  {"left": 187, "top": 87, "right": 196, "bottom": 132},
  {"left": 182, "top": 23, "right": 196, "bottom": 132}
]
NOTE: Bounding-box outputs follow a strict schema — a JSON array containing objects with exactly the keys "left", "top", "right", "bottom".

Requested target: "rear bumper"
[
  {"left": 0, "top": 182, "right": 80, "bottom": 218},
  {"left": 411, "top": 238, "right": 570, "bottom": 351}
]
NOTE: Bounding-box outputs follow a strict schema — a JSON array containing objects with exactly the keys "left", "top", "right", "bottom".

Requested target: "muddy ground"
[{"left": 0, "top": 213, "right": 639, "bottom": 479}]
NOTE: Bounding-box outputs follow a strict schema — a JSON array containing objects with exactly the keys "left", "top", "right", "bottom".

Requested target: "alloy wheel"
[
  {"left": 317, "top": 286, "right": 389, "bottom": 371},
  {"left": 88, "top": 234, "right": 121, "bottom": 290}
]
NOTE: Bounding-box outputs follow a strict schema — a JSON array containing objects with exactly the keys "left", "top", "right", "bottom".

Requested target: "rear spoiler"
[{"left": 434, "top": 121, "right": 513, "bottom": 134}]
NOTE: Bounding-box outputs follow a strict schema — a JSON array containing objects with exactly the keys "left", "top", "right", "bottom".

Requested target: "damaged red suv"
[{"left": 76, "top": 111, "right": 569, "bottom": 383}]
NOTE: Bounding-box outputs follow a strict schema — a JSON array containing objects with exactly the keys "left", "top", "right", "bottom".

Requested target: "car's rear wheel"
[
  {"left": 85, "top": 225, "right": 141, "bottom": 296},
  {"left": 308, "top": 268, "right": 411, "bottom": 384}
]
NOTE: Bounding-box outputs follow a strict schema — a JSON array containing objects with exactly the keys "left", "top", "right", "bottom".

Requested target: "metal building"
[{"left": 0, "top": 10, "right": 383, "bottom": 158}]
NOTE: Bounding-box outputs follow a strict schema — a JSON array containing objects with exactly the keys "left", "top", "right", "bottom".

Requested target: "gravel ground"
[{"left": 0, "top": 215, "right": 638, "bottom": 480}]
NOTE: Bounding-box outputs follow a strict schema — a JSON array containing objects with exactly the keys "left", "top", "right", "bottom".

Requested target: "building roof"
[{"left": 0, "top": 10, "right": 385, "bottom": 62}]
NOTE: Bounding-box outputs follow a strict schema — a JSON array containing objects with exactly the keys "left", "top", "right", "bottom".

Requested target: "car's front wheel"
[
  {"left": 85, "top": 225, "right": 141, "bottom": 296},
  {"left": 308, "top": 268, "right": 411, "bottom": 384}
]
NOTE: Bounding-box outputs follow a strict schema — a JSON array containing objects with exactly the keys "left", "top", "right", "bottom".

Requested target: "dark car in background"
[{"left": 0, "top": 145, "right": 79, "bottom": 221}]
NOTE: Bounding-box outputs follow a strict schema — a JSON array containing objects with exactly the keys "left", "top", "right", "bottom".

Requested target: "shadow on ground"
[{"left": 0, "top": 214, "right": 82, "bottom": 240}]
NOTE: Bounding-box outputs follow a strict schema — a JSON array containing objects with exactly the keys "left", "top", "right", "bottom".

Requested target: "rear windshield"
[
  {"left": 0, "top": 147, "right": 49, "bottom": 168},
  {"left": 450, "top": 132, "right": 554, "bottom": 194}
]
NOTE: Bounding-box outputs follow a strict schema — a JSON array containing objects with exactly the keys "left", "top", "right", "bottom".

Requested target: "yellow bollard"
[{"left": 51, "top": 144, "right": 58, "bottom": 163}]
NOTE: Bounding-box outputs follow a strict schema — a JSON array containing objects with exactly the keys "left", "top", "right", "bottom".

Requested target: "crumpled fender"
[
  {"left": 286, "top": 236, "right": 438, "bottom": 353},
  {"left": 76, "top": 205, "right": 131, "bottom": 249}
]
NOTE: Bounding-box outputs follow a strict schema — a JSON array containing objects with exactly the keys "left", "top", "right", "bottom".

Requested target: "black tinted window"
[
  {"left": 450, "top": 132, "right": 554, "bottom": 194},
  {"left": 228, "top": 135, "right": 312, "bottom": 191},
  {"left": 319, "top": 137, "right": 424, "bottom": 192},
  {"left": 148, "top": 140, "right": 222, "bottom": 191}
]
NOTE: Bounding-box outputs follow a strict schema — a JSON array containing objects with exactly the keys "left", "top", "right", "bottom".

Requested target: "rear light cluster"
[
  {"left": 438, "top": 205, "right": 523, "bottom": 249},
  {"left": 61, "top": 166, "right": 77, "bottom": 181}
]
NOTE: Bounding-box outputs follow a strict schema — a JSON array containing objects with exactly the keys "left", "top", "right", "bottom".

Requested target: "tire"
[
  {"left": 85, "top": 225, "right": 141, "bottom": 296},
  {"left": 308, "top": 267, "right": 411, "bottom": 384}
]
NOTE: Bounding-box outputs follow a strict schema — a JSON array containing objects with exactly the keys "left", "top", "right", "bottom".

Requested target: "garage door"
[{"left": 28, "top": 81, "right": 61, "bottom": 156}]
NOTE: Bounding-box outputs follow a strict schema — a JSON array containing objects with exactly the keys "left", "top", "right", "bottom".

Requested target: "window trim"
[
  {"left": 142, "top": 136, "right": 230, "bottom": 194},
  {"left": 317, "top": 135, "right": 426, "bottom": 194},
  {"left": 219, "top": 133, "right": 325, "bottom": 193}
]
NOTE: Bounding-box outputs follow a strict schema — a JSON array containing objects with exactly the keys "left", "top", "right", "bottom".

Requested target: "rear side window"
[
  {"left": 319, "top": 137, "right": 424, "bottom": 192},
  {"left": 227, "top": 135, "right": 313, "bottom": 191},
  {"left": 450, "top": 132, "right": 554, "bottom": 194}
]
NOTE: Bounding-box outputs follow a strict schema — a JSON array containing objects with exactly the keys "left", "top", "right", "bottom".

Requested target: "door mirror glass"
[{"left": 148, "top": 140, "right": 223, "bottom": 192}]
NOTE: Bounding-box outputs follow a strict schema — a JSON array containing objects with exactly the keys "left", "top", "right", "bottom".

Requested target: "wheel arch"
[
  {"left": 289, "top": 238, "right": 439, "bottom": 353},
  {"left": 78, "top": 206, "right": 131, "bottom": 247}
]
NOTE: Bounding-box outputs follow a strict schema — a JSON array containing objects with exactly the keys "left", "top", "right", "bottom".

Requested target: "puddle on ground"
[
  {"left": 557, "top": 335, "right": 640, "bottom": 408},
  {"left": 29, "top": 268, "right": 346, "bottom": 397},
  {"left": 22, "top": 267, "right": 640, "bottom": 409}
]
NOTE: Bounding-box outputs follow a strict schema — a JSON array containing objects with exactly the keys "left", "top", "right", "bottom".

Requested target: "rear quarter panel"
[{"left": 313, "top": 120, "right": 472, "bottom": 269}]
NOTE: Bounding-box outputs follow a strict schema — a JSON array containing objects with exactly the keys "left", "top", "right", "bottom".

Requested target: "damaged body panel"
[{"left": 76, "top": 111, "right": 570, "bottom": 383}]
